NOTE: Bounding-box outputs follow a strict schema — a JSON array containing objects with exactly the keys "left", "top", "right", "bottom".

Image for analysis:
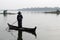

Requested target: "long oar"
[
  {"left": 5, "top": 21, "right": 17, "bottom": 31},
  {"left": 12, "top": 21, "right": 17, "bottom": 25}
]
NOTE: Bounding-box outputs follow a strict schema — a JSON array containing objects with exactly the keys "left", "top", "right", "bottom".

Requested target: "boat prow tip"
[
  {"left": 35, "top": 26, "right": 37, "bottom": 30},
  {"left": 7, "top": 23, "right": 9, "bottom": 25}
]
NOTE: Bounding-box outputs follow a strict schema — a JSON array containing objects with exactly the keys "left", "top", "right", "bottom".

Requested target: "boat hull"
[{"left": 7, "top": 23, "right": 37, "bottom": 37}]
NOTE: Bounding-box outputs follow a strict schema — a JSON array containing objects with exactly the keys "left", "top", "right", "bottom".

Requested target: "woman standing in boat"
[{"left": 17, "top": 11, "right": 23, "bottom": 28}]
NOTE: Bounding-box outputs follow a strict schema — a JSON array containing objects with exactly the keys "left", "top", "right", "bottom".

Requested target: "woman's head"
[{"left": 18, "top": 11, "right": 21, "bottom": 15}]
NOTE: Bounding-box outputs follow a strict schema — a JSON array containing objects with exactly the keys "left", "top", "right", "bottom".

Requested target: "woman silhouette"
[{"left": 17, "top": 11, "right": 23, "bottom": 28}]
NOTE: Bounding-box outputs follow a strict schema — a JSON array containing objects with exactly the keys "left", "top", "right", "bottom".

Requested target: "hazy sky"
[{"left": 0, "top": 0, "right": 60, "bottom": 9}]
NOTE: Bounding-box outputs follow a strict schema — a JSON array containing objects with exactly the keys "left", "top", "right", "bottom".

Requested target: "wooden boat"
[{"left": 7, "top": 23, "right": 37, "bottom": 37}]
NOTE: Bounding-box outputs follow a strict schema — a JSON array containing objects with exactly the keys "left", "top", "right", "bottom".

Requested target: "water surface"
[{"left": 0, "top": 11, "right": 60, "bottom": 40}]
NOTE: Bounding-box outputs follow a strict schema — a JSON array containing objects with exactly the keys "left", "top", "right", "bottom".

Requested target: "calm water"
[{"left": 0, "top": 11, "right": 60, "bottom": 40}]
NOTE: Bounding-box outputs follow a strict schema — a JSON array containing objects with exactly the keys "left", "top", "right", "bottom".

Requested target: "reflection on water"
[{"left": 0, "top": 11, "right": 60, "bottom": 40}]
